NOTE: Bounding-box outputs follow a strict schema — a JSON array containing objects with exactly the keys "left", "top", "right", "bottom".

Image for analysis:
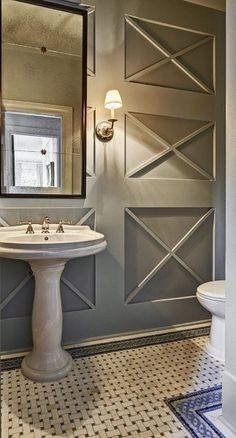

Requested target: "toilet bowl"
[{"left": 197, "top": 280, "right": 225, "bottom": 362}]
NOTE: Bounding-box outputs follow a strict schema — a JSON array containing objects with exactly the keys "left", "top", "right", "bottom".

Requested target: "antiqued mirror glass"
[{"left": 1, "top": 0, "right": 87, "bottom": 197}]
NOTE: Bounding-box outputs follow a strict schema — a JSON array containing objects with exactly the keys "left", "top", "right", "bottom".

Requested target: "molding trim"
[{"left": 0, "top": 217, "right": 10, "bottom": 227}]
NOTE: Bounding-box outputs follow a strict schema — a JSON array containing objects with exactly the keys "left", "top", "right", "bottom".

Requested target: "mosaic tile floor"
[{"left": 1, "top": 335, "right": 223, "bottom": 438}]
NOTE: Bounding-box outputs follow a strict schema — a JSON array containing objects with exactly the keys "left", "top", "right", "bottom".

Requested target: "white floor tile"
[{"left": 1, "top": 335, "right": 223, "bottom": 437}]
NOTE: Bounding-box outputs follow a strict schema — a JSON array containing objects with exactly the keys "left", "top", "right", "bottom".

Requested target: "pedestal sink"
[{"left": 0, "top": 224, "right": 107, "bottom": 382}]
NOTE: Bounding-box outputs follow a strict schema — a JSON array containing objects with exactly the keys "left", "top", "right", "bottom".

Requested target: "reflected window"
[
  {"left": 4, "top": 112, "right": 62, "bottom": 189},
  {"left": 12, "top": 134, "right": 59, "bottom": 187}
]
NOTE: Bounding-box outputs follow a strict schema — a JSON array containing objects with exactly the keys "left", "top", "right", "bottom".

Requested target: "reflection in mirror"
[
  {"left": 1, "top": 0, "right": 87, "bottom": 197},
  {"left": 12, "top": 134, "right": 59, "bottom": 188}
]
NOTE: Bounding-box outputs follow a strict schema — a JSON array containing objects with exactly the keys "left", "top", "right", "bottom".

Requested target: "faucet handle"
[
  {"left": 19, "top": 220, "right": 35, "bottom": 234},
  {"left": 56, "top": 220, "right": 73, "bottom": 233},
  {"left": 26, "top": 221, "right": 35, "bottom": 234},
  {"left": 56, "top": 220, "right": 65, "bottom": 233}
]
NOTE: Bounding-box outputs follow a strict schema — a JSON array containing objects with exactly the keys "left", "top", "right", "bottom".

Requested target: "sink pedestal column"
[{"left": 21, "top": 260, "right": 73, "bottom": 382}]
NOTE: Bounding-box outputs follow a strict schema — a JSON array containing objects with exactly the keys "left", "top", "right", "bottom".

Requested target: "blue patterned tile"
[{"left": 166, "top": 386, "right": 224, "bottom": 437}]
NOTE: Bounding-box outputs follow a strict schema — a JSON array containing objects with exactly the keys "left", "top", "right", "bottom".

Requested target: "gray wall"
[
  {"left": 222, "top": 0, "right": 236, "bottom": 433},
  {"left": 0, "top": 0, "right": 225, "bottom": 352}
]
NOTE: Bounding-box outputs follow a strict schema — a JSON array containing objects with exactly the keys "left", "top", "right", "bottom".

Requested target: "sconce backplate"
[{"left": 95, "top": 121, "right": 114, "bottom": 142}]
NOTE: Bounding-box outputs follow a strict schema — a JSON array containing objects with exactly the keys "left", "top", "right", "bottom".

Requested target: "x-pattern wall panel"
[
  {"left": 125, "top": 16, "right": 215, "bottom": 93},
  {"left": 125, "top": 112, "right": 215, "bottom": 180},
  {"left": 0, "top": 208, "right": 96, "bottom": 318},
  {"left": 125, "top": 208, "right": 214, "bottom": 304}
]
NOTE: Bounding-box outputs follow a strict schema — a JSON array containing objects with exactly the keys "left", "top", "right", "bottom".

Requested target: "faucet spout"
[{"left": 42, "top": 216, "right": 50, "bottom": 233}]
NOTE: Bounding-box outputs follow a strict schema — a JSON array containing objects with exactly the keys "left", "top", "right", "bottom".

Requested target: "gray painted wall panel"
[{"left": 0, "top": 0, "right": 225, "bottom": 352}]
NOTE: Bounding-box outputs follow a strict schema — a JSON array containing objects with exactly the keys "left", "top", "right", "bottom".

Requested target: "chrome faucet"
[{"left": 42, "top": 216, "right": 50, "bottom": 233}]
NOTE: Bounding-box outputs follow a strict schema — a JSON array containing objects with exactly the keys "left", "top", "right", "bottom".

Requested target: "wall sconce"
[{"left": 95, "top": 89, "right": 122, "bottom": 142}]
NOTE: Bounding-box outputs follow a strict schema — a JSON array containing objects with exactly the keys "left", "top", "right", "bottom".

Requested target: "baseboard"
[
  {"left": 1, "top": 319, "right": 211, "bottom": 359},
  {"left": 221, "top": 370, "right": 236, "bottom": 434},
  {"left": 219, "top": 416, "right": 236, "bottom": 437},
  {"left": 1, "top": 321, "right": 210, "bottom": 371}
]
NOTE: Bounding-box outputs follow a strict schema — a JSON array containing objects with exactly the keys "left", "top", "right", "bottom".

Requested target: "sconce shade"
[{"left": 104, "top": 89, "right": 122, "bottom": 110}]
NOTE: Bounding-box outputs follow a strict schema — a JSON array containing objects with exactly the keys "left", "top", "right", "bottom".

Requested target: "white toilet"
[{"left": 197, "top": 280, "right": 225, "bottom": 362}]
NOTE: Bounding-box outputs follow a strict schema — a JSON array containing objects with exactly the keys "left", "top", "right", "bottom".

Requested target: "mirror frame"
[{"left": 0, "top": 0, "right": 88, "bottom": 198}]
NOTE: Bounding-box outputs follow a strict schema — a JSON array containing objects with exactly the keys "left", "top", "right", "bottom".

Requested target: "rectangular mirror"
[{"left": 1, "top": 0, "right": 87, "bottom": 197}]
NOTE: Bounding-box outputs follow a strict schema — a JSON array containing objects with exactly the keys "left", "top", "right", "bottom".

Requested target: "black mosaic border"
[{"left": 1, "top": 325, "right": 210, "bottom": 372}]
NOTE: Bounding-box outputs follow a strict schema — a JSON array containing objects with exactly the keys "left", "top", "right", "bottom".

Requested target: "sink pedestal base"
[
  {"left": 21, "top": 350, "right": 72, "bottom": 382},
  {"left": 21, "top": 259, "right": 73, "bottom": 382}
]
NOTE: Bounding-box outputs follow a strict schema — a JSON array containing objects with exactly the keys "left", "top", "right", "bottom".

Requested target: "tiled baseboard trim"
[{"left": 1, "top": 325, "right": 210, "bottom": 372}]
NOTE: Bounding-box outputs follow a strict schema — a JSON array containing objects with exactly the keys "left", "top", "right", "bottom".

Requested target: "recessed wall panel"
[
  {"left": 125, "top": 16, "right": 214, "bottom": 94},
  {"left": 125, "top": 112, "right": 214, "bottom": 180},
  {"left": 125, "top": 208, "right": 214, "bottom": 304}
]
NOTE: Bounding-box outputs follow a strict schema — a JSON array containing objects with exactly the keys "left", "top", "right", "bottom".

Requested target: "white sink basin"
[
  {"left": 0, "top": 224, "right": 106, "bottom": 259},
  {"left": 0, "top": 224, "right": 107, "bottom": 382}
]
